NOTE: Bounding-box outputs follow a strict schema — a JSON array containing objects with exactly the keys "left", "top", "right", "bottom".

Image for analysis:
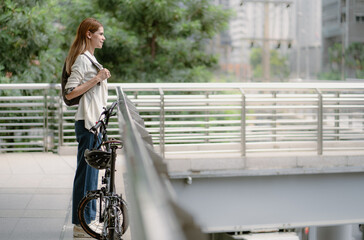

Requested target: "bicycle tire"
[
  {"left": 78, "top": 191, "right": 129, "bottom": 239},
  {"left": 107, "top": 196, "right": 129, "bottom": 239}
]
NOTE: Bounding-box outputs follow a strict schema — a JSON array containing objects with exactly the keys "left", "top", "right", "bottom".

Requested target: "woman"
[{"left": 64, "top": 17, "right": 111, "bottom": 238}]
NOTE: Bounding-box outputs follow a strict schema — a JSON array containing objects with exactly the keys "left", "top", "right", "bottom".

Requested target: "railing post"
[
  {"left": 133, "top": 91, "right": 138, "bottom": 106},
  {"left": 159, "top": 88, "right": 165, "bottom": 158},
  {"left": 43, "top": 89, "right": 48, "bottom": 152},
  {"left": 205, "top": 91, "right": 210, "bottom": 143},
  {"left": 272, "top": 91, "right": 277, "bottom": 143},
  {"left": 239, "top": 88, "right": 246, "bottom": 157},
  {"left": 316, "top": 88, "right": 323, "bottom": 155},
  {"left": 335, "top": 92, "right": 340, "bottom": 141},
  {"left": 58, "top": 91, "right": 64, "bottom": 150}
]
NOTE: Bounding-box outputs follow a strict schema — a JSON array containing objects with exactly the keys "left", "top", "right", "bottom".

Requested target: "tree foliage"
[
  {"left": 250, "top": 47, "right": 289, "bottom": 80},
  {"left": 318, "top": 42, "right": 364, "bottom": 80},
  {"left": 95, "top": 0, "right": 230, "bottom": 82},
  {"left": 346, "top": 42, "right": 364, "bottom": 78},
  {"left": 0, "top": 0, "right": 230, "bottom": 84},
  {"left": 0, "top": 0, "right": 63, "bottom": 84}
]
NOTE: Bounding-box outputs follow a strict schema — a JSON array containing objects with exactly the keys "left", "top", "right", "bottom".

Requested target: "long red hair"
[{"left": 65, "top": 18, "right": 103, "bottom": 74}]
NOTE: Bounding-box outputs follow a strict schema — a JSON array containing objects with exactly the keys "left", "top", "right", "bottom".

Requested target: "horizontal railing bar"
[
  {"left": 324, "top": 147, "right": 364, "bottom": 151},
  {"left": 0, "top": 96, "right": 45, "bottom": 101},
  {"left": 136, "top": 106, "right": 321, "bottom": 112},
  {"left": 144, "top": 126, "right": 320, "bottom": 132},
  {"left": 0, "top": 129, "right": 39, "bottom": 133},
  {"left": 2, "top": 82, "right": 364, "bottom": 91},
  {"left": 323, "top": 119, "right": 364, "bottom": 123},
  {"left": 0, "top": 135, "right": 43, "bottom": 139},
  {"left": 140, "top": 114, "right": 242, "bottom": 118},
  {"left": 146, "top": 129, "right": 240, "bottom": 134},
  {"left": 144, "top": 120, "right": 241, "bottom": 126},
  {"left": 0, "top": 103, "right": 44, "bottom": 107},
  {"left": 140, "top": 113, "right": 324, "bottom": 118},
  {"left": 140, "top": 115, "right": 364, "bottom": 120},
  {"left": 324, "top": 98, "right": 364, "bottom": 101},
  {"left": 133, "top": 98, "right": 323, "bottom": 103},
  {"left": 129, "top": 97, "right": 318, "bottom": 102},
  {"left": 0, "top": 123, "right": 44, "bottom": 127},
  {"left": 0, "top": 142, "right": 44, "bottom": 146},
  {"left": 108, "top": 82, "right": 364, "bottom": 90},
  {"left": 0, "top": 148, "right": 44, "bottom": 151},
  {"left": 0, "top": 117, "right": 44, "bottom": 120},
  {"left": 0, "top": 110, "right": 43, "bottom": 114},
  {"left": 246, "top": 127, "right": 318, "bottom": 131},
  {"left": 160, "top": 134, "right": 241, "bottom": 138},
  {"left": 0, "top": 83, "right": 59, "bottom": 89},
  {"left": 129, "top": 94, "right": 364, "bottom": 100},
  {"left": 247, "top": 148, "right": 317, "bottom": 152},
  {"left": 324, "top": 104, "right": 364, "bottom": 107},
  {"left": 144, "top": 120, "right": 319, "bottom": 126},
  {"left": 322, "top": 126, "right": 364, "bottom": 130},
  {"left": 60, "top": 142, "right": 78, "bottom": 145},
  {"left": 136, "top": 105, "right": 364, "bottom": 111},
  {"left": 156, "top": 139, "right": 320, "bottom": 144}
]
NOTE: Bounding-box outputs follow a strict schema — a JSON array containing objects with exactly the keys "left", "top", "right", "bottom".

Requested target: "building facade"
[
  {"left": 322, "top": 0, "right": 364, "bottom": 78},
  {"left": 213, "top": 0, "right": 296, "bottom": 81},
  {"left": 291, "top": 0, "right": 322, "bottom": 79}
]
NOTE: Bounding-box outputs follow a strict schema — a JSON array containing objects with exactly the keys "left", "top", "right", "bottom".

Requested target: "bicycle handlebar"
[
  {"left": 91, "top": 101, "right": 118, "bottom": 133},
  {"left": 91, "top": 121, "right": 103, "bottom": 133},
  {"left": 105, "top": 101, "right": 118, "bottom": 126},
  {"left": 90, "top": 101, "right": 118, "bottom": 150}
]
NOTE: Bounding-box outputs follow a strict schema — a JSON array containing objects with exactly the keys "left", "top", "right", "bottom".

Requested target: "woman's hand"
[
  {"left": 65, "top": 68, "right": 111, "bottom": 100},
  {"left": 96, "top": 68, "right": 111, "bottom": 82}
]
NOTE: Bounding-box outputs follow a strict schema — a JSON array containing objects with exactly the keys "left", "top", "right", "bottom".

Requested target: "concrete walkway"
[{"left": 0, "top": 152, "right": 130, "bottom": 240}]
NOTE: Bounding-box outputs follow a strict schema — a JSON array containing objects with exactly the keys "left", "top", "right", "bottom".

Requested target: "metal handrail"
[
  {"left": 116, "top": 87, "right": 201, "bottom": 240},
  {"left": 2, "top": 82, "right": 364, "bottom": 89},
  {"left": 1, "top": 83, "right": 364, "bottom": 155}
]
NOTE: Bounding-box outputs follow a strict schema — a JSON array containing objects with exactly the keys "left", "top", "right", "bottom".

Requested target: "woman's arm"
[{"left": 65, "top": 68, "right": 110, "bottom": 100}]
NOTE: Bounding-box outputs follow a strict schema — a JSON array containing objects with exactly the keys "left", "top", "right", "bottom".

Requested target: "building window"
[
  {"left": 341, "top": 13, "right": 346, "bottom": 23},
  {"left": 356, "top": 14, "right": 364, "bottom": 23}
]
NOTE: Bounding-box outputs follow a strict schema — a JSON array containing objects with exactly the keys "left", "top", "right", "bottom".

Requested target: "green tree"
[
  {"left": 95, "top": 0, "right": 230, "bottom": 83},
  {"left": 346, "top": 42, "right": 364, "bottom": 78},
  {"left": 317, "top": 42, "right": 364, "bottom": 80},
  {"left": 317, "top": 43, "right": 342, "bottom": 80},
  {"left": 0, "top": 0, "right": 63, "bottom": 84},
  {"left": 249, "top": 47, "right": 289, "bottom": 80},
  {"left": 0, "top": 0, "right": 64, "bottom": 151},
  {"left": 328, "top": 42, "right": 343, "bottom": 74},
  {"left": 1, "top": 0, "right": 230, "bottom": 84}
]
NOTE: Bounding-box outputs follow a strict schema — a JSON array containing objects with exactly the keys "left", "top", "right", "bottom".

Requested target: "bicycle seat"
[{"left": 84, "top": 149, "right": 111, "bottom": 169}]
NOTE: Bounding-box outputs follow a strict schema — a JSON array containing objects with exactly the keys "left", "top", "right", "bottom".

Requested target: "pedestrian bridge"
[{"left": 1, "top": 82, "right": 364, "bottom": 240}]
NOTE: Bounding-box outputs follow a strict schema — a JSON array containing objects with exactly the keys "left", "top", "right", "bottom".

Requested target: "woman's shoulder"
[
  {"left": 75, "top": 53, "right": 89, "bottom": 63},
  {"left": 72, "top": 53, "right": 89, "bottom": 68}
]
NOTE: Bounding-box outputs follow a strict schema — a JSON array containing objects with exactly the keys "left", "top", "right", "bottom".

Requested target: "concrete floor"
[
  {"left": 2, "top": 151, "right": 363, "bottom": 240},
  {"left": 0, "top": 152, "right": 130, "bottom": 240}
]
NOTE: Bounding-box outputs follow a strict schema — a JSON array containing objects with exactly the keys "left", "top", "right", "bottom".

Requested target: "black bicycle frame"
[{"left": 109, "top": 145, "right": 117, "bottom": 193}]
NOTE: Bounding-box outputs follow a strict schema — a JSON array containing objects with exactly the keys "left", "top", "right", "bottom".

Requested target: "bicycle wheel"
[
  {"left": 78, "top": 191, "right": 105, "bottom": 239},
  {"left": 115, "top": 197, "right": 129, "bottom": 237},
  {"left": 78, "top": 191, "right": 129, "bottom": 239},
  {"left": 105, "top": 196, "right": 129, "bottom": 240}
]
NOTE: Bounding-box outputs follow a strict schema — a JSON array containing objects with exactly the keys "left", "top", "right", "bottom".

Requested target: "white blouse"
[{"left": 65, "top": 51, "right": 108, "bottom": 130}]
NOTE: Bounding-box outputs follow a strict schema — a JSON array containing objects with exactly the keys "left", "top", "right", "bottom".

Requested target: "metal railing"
[
  {"left": 1, "top": 83, "right": 364, "bottom": 156},
  {"left": 116, "top": 87, "right": 206, "bottom": 240}
]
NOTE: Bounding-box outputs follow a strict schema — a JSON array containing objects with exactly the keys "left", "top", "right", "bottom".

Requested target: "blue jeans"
[{"left": 72, "top": 120, "right": 99, "bottom": 224}]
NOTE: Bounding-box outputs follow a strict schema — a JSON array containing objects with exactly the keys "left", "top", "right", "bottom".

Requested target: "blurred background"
[
  {"left": 0, "top": 0, "right": 363, "bottom": 84},
  {"left": 211, "top": 0, "right": 364, "bottom": 82}
]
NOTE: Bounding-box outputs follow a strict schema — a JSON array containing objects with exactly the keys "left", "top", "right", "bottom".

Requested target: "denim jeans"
[{"left": 72, "top": 120, "right": 99, "bottom": 225}]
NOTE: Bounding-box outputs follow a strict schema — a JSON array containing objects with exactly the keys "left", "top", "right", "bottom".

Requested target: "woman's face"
[{"left": 89, "top": 26, "right": 106, "bottom": 49}]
